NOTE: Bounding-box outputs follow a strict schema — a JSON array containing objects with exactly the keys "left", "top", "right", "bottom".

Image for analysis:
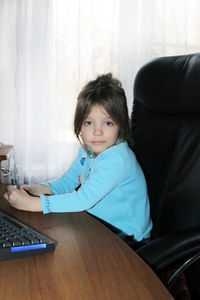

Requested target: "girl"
[{"left": 4, "top": 73, "right": 152, "bottom": 246}]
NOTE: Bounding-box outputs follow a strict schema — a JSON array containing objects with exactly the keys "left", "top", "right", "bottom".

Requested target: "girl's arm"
[
  {"left": 3, "top": 186, "right": 42, "bottom": 212},
  {"left": 19, "top": 184, "right": 52, "bottom": 196},
  {"left": 41, "top": 151, "right": 126, "bottom": 213},
  {"left": 4, "top": 148, "right": 82, "bottom": 212}
]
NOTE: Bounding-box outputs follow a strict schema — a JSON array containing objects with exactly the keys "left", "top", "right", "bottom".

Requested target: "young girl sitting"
[{"left": 4, "top": 73, "right": 152, "bottom": 247}]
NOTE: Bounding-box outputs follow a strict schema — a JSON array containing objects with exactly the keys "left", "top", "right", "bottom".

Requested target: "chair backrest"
[{"left": 130, "top": 53, "right": 200, "bottom": 239}]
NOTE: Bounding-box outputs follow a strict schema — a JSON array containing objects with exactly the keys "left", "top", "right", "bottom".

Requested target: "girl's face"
[{"left": 81, "top": 104, "right": 119, "bottom": 155}]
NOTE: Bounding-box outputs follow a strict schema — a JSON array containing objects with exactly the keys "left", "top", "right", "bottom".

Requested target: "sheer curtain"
[
  {"left": 3, "top": 0, "right": 119, "bottom": 184},
  {"left": 118, "top": 0, "right": 200, "bottom": 110},
  {"left": 1, "top": 0, "right": 200, "bottom": 184}
]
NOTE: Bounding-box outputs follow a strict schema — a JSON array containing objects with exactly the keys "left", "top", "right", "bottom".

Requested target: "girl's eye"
[
  {"left": 105, "top": 121, "right": 113, "bottom": 126},
  {"left": 84, "top": 121, "right": 92, "bottom": 126}
]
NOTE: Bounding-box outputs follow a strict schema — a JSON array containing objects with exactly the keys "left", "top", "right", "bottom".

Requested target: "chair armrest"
[{"left": 136, "top": 228, "right": 200, "bottom": 272}]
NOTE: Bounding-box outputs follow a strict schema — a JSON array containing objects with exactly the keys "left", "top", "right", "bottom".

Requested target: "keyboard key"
[{"left": 2, "top": 241, "right": 12, "bottom": 248}]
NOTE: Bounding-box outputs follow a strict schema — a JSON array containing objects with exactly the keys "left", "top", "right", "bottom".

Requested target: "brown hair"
[{"left": 74, "top": 73, "right": 130, "bottom": 143}]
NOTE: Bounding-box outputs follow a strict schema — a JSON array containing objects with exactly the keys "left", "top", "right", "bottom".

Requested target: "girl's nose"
[{"left": 94, "top": 127, "right": 103, "bottom": 136}]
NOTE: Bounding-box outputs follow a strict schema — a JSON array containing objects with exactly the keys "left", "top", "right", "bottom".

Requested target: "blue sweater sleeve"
[
  {"left": 40, "top": 151, "right": 126, "bottom": 213},
  {"left": 42, "top": 148, "right": 83, "bottom": 194}
]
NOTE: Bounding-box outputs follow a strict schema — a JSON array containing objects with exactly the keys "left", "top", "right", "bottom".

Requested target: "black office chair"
[{"left": 130, "top": 53, "right": 200, "bottom": 297}]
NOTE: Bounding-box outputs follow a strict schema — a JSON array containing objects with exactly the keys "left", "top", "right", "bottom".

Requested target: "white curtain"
[
  {"left": 118, "top": 0, "right": 200, "bottom": 107},
  {"left": 3, "top": 0, "right": 119, "bottom": 184},
  {"left": 1, "top": 0, "right": 200, "bottom": 184}
]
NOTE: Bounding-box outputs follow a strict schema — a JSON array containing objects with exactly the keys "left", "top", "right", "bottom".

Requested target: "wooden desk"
[
  {"left": 0, "top": 184, "right": 173, "bottom": 300},
  {"left": 0, "top": 145, "right": 12, "bottom": 182}
]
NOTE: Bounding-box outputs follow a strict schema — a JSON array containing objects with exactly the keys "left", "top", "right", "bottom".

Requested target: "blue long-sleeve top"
[{"left": 40, "top": 142, "right": 152, "bottom": 241}]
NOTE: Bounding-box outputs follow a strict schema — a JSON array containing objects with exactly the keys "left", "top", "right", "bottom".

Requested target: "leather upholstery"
[{"left": 130, "top": 53, "right": 200, "bottom": 271}]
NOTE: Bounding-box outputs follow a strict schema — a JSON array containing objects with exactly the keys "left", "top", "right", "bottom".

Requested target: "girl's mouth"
[{"left": 92, "top": 141, "right": 105, "bottom": 145}]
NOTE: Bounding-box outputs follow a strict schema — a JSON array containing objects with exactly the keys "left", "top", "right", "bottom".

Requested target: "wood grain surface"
[{"left": 0, "top": 184, "right": 173, "bottom": 300}]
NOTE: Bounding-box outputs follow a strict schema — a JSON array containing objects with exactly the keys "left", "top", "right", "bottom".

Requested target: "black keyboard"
[{"left": 0, "top": 210, "right": 56, "bottom": 261}]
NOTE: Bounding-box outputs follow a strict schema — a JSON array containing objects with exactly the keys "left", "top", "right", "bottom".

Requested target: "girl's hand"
[
  {"left": 19, "top": 184, "right": 52, "bottom": 196},
  {"left": 3, "top": 187, "right": 42, "bottom": 212}
]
